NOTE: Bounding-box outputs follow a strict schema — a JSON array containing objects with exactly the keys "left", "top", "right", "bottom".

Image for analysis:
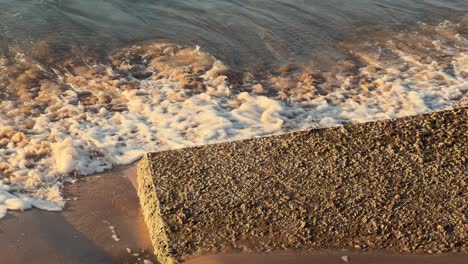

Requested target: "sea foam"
[{"left": 0, "top": 20, "right": 466, "bottom": 218}]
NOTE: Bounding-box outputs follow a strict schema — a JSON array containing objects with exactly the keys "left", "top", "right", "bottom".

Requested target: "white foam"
[{"left": 0, "top": 21, "right": 466, "bottom": 219}]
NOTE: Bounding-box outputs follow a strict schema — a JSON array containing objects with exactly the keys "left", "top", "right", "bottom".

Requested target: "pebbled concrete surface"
[{"left": 138, "top": 108, "right": 467, "bottom": 264}]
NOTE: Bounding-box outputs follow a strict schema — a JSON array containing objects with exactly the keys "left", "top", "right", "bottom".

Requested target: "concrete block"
[{"left": 138, "top": 108, "right": 466, "bottom": 264}]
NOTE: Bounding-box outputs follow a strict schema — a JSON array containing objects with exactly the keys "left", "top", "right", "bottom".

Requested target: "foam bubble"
[{"left": 0, "top": 20, "right": 466, "bottom": 218}]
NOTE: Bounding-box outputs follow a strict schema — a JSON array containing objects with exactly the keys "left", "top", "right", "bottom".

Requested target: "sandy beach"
[{"left": 0, "top": 165, "right": 156, "bottom": 264}]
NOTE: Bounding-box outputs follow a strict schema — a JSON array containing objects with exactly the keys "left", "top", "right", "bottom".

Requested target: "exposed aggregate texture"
[{"left": 138, "top": 108, "right": 467, "bottom": 264}]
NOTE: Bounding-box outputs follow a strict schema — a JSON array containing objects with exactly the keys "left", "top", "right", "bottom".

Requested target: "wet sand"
[
  {"left": 0, "top": 163, "right": 466, "bottom": 263},
  {"left": 0, "top": 165, "right": 156, "bottom": 264}
]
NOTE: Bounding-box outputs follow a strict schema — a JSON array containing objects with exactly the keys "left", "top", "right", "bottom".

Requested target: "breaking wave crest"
[{"left": 0, "top": 19, "right": 467, "bottom": 217}]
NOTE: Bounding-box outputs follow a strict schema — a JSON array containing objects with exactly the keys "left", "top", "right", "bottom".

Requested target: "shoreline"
[
  {"left": 0, "top": 165, "right": 156, "bottom": 264},
  {"left": 1, "top": 16, "right": 467, "bottom": 215},
  {"left": 0, "top": 108, "right": 466, "bottom": 263}
]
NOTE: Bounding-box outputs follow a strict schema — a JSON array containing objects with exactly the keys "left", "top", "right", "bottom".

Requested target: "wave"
[{"left": 0, "top": 19, "right": 467, "bottom": 218}]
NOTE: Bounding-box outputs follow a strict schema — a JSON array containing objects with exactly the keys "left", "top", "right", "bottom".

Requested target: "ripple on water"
[{"left": 0, "top": 18, "right": 467, "bottom": 218}]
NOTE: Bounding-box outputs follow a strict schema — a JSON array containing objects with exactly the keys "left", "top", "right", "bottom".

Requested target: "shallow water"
[
  {"left": 0, "top": 0, "right": 467, "bottom": 67},
  {"left": 0, "top": 1, "right": 467, "bottom": 217}
]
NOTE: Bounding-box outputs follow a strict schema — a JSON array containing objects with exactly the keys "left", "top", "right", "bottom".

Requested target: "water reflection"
[{"left": 0, "top": 0, "right": 466, "bottom": 68}]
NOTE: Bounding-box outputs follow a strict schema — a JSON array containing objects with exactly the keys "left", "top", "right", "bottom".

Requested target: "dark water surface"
[{"left": 0, "top": 0, "right": 467, "bottom": 68}]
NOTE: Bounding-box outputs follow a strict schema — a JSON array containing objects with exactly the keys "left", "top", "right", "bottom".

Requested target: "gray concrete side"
[{"left": 137, "top": 108, "right": 467, "bottom": 264}]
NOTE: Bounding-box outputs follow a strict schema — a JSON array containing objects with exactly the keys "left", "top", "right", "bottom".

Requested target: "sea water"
[{"left": 0, "top": 0, "right": 466, "bottom": 218}]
